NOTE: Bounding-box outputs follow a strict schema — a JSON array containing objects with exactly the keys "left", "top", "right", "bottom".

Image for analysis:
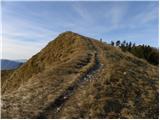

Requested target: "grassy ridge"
[{"left": 1, "top": 32, "right": 159, "bottom": 119}]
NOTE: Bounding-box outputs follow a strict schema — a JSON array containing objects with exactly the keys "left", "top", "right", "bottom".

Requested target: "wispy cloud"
[
  {"left": 106, "top": 2, "right": 128, "bottom": 28},
  {"left": 72, "top": 2, "right": 93, "bottom": 23},
  {"left": 2, "top": 2, "right": 60, "bottom": 59},
  {"left": 128, "top": 3, "right": 158, "bottom": 29},
  {"left": 2, "top": 37, "right": 48, "bottom": 59},
  {"left": 2, "top": 6, "right": 58, "bottom": 41},
  {"left": 1, "top": 1, "right": 158, "bottom": 59}
]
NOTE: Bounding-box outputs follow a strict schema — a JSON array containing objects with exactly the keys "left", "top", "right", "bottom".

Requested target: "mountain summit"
[{"left": 2, "top": 31, "right": 158, "bottom": 119}]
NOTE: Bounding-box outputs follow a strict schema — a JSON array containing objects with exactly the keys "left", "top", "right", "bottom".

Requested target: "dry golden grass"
[{"left": 1, "top": 70, "right": 15, "bottom": 87}]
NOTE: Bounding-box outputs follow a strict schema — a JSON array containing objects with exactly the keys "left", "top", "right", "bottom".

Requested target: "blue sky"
[{"left": 1, "top": 1, "right": 159, "bottom": 59}]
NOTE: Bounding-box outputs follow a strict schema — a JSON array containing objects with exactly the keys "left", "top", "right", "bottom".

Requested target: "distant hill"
[
  {"left": 0, "top": 59, "right": 25, "bottom": 70},
  {"left": 1, "top": 31, "right": 158, "bottom": 119},
  {"left": 15, "top": 59, "right": 27, "bottom": 63}
]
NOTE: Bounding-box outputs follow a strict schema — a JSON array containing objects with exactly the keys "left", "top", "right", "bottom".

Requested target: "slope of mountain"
[
  {"left": 1, "top": 31, "right": 159, "bottom": 119},
  {"left": 1, "top": 69, "right": 15, "bottom": 87},
  {"left": 0, "top": 59, "right": 24, "bottom": 70}
]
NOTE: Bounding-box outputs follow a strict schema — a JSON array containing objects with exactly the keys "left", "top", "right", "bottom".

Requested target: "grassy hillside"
[
  {"left": 1, "top": 32, "right": 159, "bottom": 119},
  {"left": 1, "top": 70, "right": 15, "bottom": 87},
  {"left": 2, "top": 32, "right": 95, "bottom": 94}
]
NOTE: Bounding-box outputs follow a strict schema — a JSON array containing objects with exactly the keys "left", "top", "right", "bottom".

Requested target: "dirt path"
[{"left": 36, "top": 41, "right": 103, "bottom": 118}]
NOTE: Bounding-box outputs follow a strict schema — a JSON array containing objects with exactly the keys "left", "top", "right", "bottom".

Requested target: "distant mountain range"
[
  {"left": 14, "top": 59, "right": 27, "bottom": 63},
  {"left": 0, "top": 59, "right": 26, "bottom": 70}
]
